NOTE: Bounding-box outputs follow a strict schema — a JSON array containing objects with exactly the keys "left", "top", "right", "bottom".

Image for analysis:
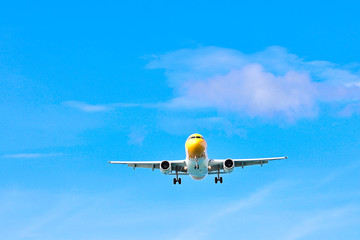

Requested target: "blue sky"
[{"left": 1, "top": 0, "right": 360, "bottom": 239}]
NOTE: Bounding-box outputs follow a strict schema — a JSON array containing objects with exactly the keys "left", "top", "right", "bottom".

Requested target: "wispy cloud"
[
  {"left": 1, "top": 169, "right": 359, "bottom": 240},
  {"left": 281, "top": 205, "right": 359, "bottom": 240},
  {"left": 173, "top": 182, "right": 280, "bottom": 240},
  {"left": 63, "top": 101, "right": 114, "bottom": 112},
  {"left": 315, "top": 160, "right": 360, "bottom": 188},
  {"left": 160, "top": 116, "right": 247, "bottom": 137},
  {"left": 2, "top": 153, "right": 62, "bottom": 159},
  {"left": 127, "top": 126, "right": 147, "bottom": 145},
  {"left": 63, "top": 101, "right": 159, "bottom": 113}
]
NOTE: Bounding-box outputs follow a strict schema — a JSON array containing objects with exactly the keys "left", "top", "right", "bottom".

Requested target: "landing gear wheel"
[
  {"left": 216, "top": 168, "right": 221, "bottom": 184},
  {"left": 173, "top": 169, "right": 181, "bottom": 185},
  {"left": 220, "top": 177, "right": 223, "bottom": 184}
]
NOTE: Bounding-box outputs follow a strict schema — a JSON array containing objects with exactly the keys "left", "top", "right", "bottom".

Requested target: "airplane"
[{"left": 109, "top": 133, "right": 287, "bottom": 184}]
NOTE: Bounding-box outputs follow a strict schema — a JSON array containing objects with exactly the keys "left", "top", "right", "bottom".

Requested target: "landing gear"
[
  {"left": 173, "top": 169, "right": 182, "bottom": 185},
  {"left": 215, "top": 168, "right": 223, "bottom": 184},
  {"left": 194, "top": 159, "right": 199, "bottom": 169},
  {"left": 215, "top": 177, "right": 223, "bottom": 184},
  {"left": 173, "top": 177, "right": 182, "bottom": 184}
]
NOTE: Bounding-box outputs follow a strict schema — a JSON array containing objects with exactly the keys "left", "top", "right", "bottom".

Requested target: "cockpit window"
[{"left": 188, "top": 135, "right": 204, "bottom": 140}]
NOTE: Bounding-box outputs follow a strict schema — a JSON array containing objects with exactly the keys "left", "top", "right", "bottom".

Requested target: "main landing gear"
[
  {"left": 173, "top": 169, "right": 181, "bottom": 185},
  {"left": 215, "top": 177, "right": 223, "bottom": 184},
  {"left": 215, "top": 168, "right": 223, "bottom": 184},
  {"left": 173, "top": 178, "right": 181, "bottom": 184}
]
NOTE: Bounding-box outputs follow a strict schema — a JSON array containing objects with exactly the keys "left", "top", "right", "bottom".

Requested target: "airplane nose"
[{"left": 186, "top": 139, "right": 207, "bottom": 157}]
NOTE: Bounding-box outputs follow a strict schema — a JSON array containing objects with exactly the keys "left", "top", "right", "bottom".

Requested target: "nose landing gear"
[{"left": 194, "top": 158, "right": 199, "bottom": 169}]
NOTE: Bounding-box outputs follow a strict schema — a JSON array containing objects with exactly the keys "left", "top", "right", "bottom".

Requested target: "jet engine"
[
  {"left": 160, "top": 160, "right": 171, "bottom": 175},
  {"left": 223, "top": 159, "right": 234, "bottom": 173}
]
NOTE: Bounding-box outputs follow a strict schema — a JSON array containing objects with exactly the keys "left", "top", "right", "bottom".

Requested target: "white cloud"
[
  {"left": 160, "top": 116, "right": 247, "bottom": 137},
  {"left": 172, "top": 183, "right": 277, "bottom": 240},
  {"left": 127, "top": 126, "right": 147, "bottom": 145},
  {"left": 148, "top": 46, "right": 360, "bottom": 120},
  {"left": 63, "top": 46, "right": 360, "bottom": 122},
  {"left": 63, "top": 101, "right": 114, "bottom": 112},
  {"left": 166, "top": 64, "right": 317, "bottom": 120},
  {"left": 63, "top": 101, "right": 159, "bottom": 112},
  {"left": 281, "top": 205, "right": 359, "bottom": 240}
]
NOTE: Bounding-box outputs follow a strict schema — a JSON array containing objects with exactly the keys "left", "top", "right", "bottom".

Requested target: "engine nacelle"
[
  {"left": 223, "top": 159, "right": 234, "bottom": 173},
  {"left": 160, "top": 160, "right": 171, "bottom": 175}
]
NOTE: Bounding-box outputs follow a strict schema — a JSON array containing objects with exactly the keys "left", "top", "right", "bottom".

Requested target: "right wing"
[{"left": 108, "top": 160, "right": 186, "bottom": 171}]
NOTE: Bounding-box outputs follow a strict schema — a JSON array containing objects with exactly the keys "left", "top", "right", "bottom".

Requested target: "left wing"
[
  {"left": 108, "top": 160, "right": 186, "bottom": 171},
  {"left": 208, "top": 156, "right": 287, "bottom": 173}
]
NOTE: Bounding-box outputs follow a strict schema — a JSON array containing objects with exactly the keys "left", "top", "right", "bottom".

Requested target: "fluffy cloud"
[
  {"left": 167, "top": 64, "right": 317, "bottom": 119},
  {"left": 147, "top": 46, "right": 360, "bottom": 120}
]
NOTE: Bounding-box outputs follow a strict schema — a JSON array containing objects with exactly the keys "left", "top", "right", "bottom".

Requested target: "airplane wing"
[
  {"left": 208, "top": 156, "right": 287, "bottom": 173},
  {"left": 108, "top": 160, "right": 186, "bottom": 171}
]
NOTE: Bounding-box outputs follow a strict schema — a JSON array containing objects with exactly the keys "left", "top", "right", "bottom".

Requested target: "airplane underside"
[
  {"left": 171, "top": 157, "right": 224, "bottom": 184},
  {"left": 187, "top": 157, "right": 208, "bottom": 180}
]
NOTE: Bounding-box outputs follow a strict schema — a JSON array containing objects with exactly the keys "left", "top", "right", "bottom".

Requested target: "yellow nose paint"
[{"left": 185, "top": 134, "right": 207, "bottom": 158}]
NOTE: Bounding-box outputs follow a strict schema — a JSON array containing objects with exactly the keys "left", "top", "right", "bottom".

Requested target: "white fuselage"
[
  {"left": 186, "top": 157, "right": 209, "bottom": 180},
  {"left": 184, "top": 134, "right": 210, "bottom": 180}
]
